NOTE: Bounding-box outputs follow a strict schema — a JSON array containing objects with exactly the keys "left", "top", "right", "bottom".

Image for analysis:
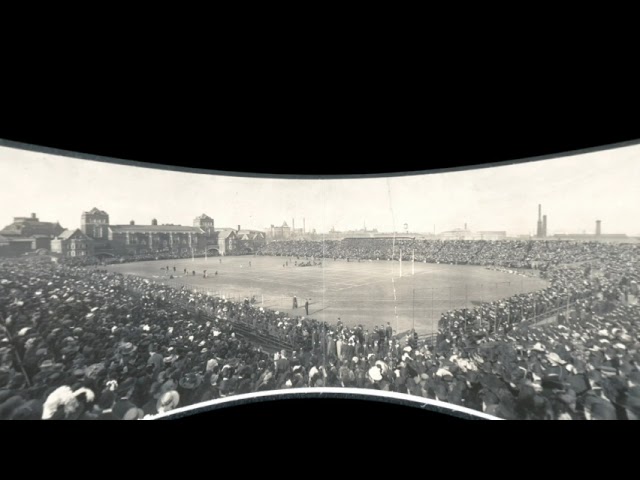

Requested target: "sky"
[{"left": 1, "top": 143, "right": 639, "bottom": 236}]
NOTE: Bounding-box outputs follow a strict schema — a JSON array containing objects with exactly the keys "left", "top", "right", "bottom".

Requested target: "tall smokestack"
[
  {"left": 464, "top": 223, "right": 467, "bottom": 231},
  {"left": 292, "top": 218, "right": 295, "bottom": 231},
  {"left": 237, "top": 225, "right": 241, "bottom": 232},
  {"left": 536, "top": 204, "right": 543, "bottom": 237},
  {"left": 543, "top": 215, "right": 547, "bottom": 237},
  {"left": 596, "top": 220, "right": 601, "bottom": 236}
]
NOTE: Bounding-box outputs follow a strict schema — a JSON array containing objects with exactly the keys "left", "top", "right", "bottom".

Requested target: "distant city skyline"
[{"left": 1, "top": 143, "right": 639, "bottom": 237}]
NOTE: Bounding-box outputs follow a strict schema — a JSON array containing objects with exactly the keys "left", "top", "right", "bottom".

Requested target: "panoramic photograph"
[{"left": 1, "top": 143, "right": 639, "bottom": 419}]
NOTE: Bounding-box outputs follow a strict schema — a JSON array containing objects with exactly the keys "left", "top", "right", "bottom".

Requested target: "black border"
[
  {"left": 1, "top": 103, "right": 639, "bottom": 175},
  {"left": 1, "top": 110, "right": 639, "bottom": 439}
]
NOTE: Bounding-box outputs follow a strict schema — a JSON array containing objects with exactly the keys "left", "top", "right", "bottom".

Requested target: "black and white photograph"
[{"left": 1, "top": 140, "right": 639, "bottom": 420}]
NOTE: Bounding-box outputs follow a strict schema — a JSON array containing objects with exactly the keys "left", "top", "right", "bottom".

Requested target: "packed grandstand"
[{"left": 1, "top": 238, "right": 639, "bottom": 420}]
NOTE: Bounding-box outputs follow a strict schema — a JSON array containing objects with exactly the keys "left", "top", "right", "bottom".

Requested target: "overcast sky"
[{"left": 1, "top": 143, "right": 639, "bottom": 236}]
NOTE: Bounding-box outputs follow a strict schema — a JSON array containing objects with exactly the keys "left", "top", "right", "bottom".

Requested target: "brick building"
[
  {"left": 267, "top": 221, "right": 291, "bottom": 240},
  {"left": 237, "top": 228, "right": 267, "bottom": 252},
  {"left": 51, "top": 229, "right": 95, "bottom": 257},
  {"left": 214, "top": 228, "right": 238, "bottom": 255},
  {"left": 81, "top": 207, "right": 223, "bottom": 257}
]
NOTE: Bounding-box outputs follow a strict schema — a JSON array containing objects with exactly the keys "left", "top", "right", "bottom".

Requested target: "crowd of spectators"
[
  {"left": 259, "top": 238, "right": 640, "bottom": 270},
  {"left": 60, "top": 250, "right": 211, "bottom": 268},
  {"left": 1, "top": 236, "right": 639, "bottom": 420}
]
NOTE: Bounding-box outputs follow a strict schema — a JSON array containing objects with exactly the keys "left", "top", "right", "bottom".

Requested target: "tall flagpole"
[
  {"left": 399, "top": 249, "right": 402, "bottom": 278},
  {"left": 392, "top": 231, "right": 396, "bottom": 276}
]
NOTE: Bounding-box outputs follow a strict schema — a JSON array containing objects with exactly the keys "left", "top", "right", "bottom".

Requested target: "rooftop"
[
  {"left": 84, "top": 207, "right": 109, "bottom": 216},
  {"left": 110, "top": 225, "right": 204, "bottom": 233}
]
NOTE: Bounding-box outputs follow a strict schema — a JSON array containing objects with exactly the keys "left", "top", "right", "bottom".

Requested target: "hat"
[
  {"left": 118, "top": 342, "right": 137, "bottom": 355},
  {"left": 39, "top": 359, "right": 64, "bottom": 372},
  {"left": 546, "top": 352, "right": 566, "bottom": 366},
  {"left": 531, "top": 343, "right": 546, "bottom": 352},
  {"left": 163, "top": 354, "right": 179, "bottom": 364},
  {"left": 403, "top": 346, "right": 412, "bottom": 352},
  {"left": 541, "top": 375, "right": 564, "bottom": 390},
  {"left": 85, "top": 363, "right": 106, "bottom": 380},
  {"left": 179, "top": 373, "right": 203, "bottom": 390},
  {"left": 157, "top": 390, "right": 180, "bottom": 413},
  {"left": 368, "top": 367, "right": 382, "bottom": 382},
  {"left": 435, "top": 368, "right": 453, "bottom": 378}
]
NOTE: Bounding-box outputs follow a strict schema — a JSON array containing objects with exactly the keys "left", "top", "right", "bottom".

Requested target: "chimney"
[
  {"left": 292, "top": 218, "right": 295, "bottom": 231},
  {"left": 536, "top": 204, "right": 543, "bottom": 237},
  {"left": 237, "top": 225, "right": 241, "bottom": 232},
  {"left": 464, "top": 223, "right": 467, "bottom": 231},
  {"left": 152, "top": 218, "right": 158, "bottom": 226},
  {"left": 543, "top": 215, "right": 547, "bottom": 237},
  {"left": 596, "top": 220, "right": 601, "bottom": 236},
  {"left": 31, "top": 213, "right": 36, "bottom": 219},
  {"left": 130, "top": 220, "right": 135, "bottom": 225}
]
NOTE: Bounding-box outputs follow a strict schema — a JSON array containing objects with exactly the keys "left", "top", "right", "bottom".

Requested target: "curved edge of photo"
[{"left": 148, "top": 388, "right": 501, "bottom": 420}]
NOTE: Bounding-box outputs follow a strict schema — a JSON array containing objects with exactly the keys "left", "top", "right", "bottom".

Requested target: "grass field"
[{"left": 105, "top": 256, "right": 548, "bottom": 335}]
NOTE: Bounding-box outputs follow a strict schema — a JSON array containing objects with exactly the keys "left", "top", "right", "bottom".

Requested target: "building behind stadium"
[
  {"left": 0, "top": 208, "right": 267, "bottom": 258},
  {"left": 0, "top": 213, "right": 65, "bottom": 256}
]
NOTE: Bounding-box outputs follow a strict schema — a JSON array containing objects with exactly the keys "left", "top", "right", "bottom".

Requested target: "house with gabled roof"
[
  {"left": 214, "top": 228, "right": 238, "bottom": 255},
  {"left": 237, "top": 228, "right": 266, "bottom": 251},
  {"left": 51, "top": 228, "right": 95, "bottom": 257}
]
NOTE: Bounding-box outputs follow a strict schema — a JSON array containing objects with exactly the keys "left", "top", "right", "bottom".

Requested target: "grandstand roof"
[{"left": 110, "top": 225, "right": 204, "bottom": 234}]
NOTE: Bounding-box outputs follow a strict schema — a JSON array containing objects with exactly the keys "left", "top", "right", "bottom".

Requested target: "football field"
[{"left": 105, "top": 256, "right": 548, "bottom": 335}]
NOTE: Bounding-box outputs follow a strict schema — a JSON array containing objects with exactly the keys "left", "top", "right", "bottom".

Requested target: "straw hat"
[
  {"left": 156, "top": 390, "right": 180, "bottom": 413},
  {"left": 368, "top": 367, "right": 382, "bottom": 382}
]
